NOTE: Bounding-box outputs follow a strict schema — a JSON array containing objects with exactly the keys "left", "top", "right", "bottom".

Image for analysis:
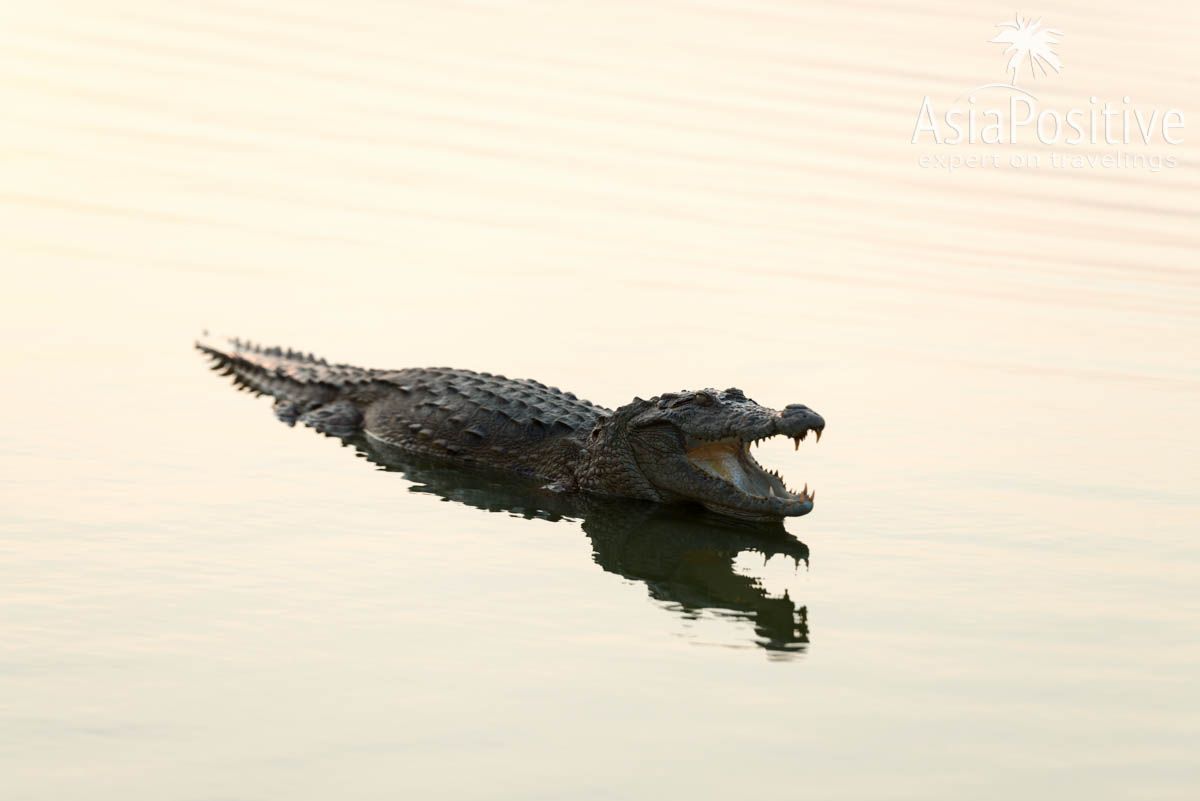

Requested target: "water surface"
[{"left": 2, "top": 1, "right": 1198, "bottom": 799}]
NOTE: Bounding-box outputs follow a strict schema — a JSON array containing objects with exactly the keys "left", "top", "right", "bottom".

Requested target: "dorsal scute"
[{"left": 381, "top": 367, "right": 605, "bottom": 431}]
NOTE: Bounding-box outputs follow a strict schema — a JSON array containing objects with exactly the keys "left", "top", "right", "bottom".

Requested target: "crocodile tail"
[{"left": 195, "top": 335, "right": 374, "bottom": 408}]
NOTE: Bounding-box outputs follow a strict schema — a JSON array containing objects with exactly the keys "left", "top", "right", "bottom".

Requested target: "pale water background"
[{"left": 2, "top": 1, "right": 1199, "bottom": 799}]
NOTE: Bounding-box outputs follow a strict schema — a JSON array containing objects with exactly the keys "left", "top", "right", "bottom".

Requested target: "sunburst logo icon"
[{"left": 990, "top": 14, "right": 1063, "bottom": 87}]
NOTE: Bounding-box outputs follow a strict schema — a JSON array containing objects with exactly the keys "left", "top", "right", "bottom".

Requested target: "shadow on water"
[{"left": 350, "top": 436, "right": 812, "bottom": 656}]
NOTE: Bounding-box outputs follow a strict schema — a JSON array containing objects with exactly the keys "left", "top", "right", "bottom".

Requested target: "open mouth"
[{"left": 683, "top": 429, "right": 819, "bottom": 518}]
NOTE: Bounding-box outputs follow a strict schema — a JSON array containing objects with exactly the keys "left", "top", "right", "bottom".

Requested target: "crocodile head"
[{"left": 598, "top": 388, "right": 825, "bottom": 521}]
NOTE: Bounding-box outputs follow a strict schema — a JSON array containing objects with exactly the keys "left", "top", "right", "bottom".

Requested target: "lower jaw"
[
  {"left": 685, "top": 442, "right": 808, "bottom": 502},
  {"left": 683, "top": 457, "right": 811, "bottom": 518},
  {"left": 698, "top": 498, "right": 813, "bottom": 522}
]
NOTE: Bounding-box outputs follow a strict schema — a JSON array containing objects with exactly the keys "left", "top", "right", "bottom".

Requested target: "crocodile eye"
[{"left": 693, "top": 392, "right": 714, "bottom": 406}]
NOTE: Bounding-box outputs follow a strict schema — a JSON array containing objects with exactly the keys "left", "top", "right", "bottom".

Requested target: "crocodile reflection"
[{"left": 354, "top": 437, "right": 810, "bottom": 653}]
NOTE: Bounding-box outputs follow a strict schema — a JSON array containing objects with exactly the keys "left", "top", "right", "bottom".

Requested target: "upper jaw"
[{"left": 679, "top": 403, "right": 825, "bottom": 446}]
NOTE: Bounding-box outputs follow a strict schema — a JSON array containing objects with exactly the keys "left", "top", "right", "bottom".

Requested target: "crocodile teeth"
[
  {"left": 815, "top": 429, "right": 822, "bottom": 442},
  {"left": 793, "top": 436, "right": 800, "bottom": 450}
]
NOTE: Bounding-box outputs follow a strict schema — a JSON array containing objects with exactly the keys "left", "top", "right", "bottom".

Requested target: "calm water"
[{"left": 3, "top": 1, "right": 1199, "bottom": 799}]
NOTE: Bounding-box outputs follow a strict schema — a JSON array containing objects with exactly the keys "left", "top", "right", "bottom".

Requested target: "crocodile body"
[{"left": 198, "top": 337, "right": 825, "bottom": 520}]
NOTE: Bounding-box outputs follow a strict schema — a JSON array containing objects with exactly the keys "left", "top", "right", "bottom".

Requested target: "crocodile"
[{"left": 197, "top": 337, "right": 826, "bottom": 521}]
